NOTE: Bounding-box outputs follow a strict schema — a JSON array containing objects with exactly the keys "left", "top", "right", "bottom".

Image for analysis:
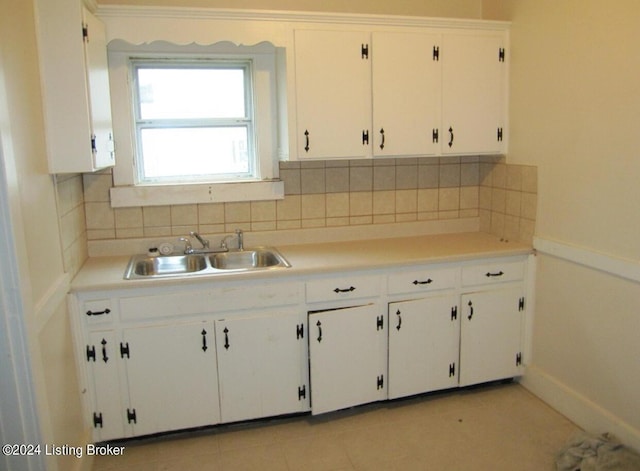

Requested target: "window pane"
[
  {"left": 137, "top": 67, "right": 246, "bottom": 120},
  {"left": 140, "top": 127, "right": 249, "bottom": 180}
]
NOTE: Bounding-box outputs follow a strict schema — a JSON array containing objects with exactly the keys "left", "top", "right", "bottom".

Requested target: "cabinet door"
[
  {"left": 215, "top": 310, "right": 309, "bottom": 423},
  {"left": 372, "top": 32, "right": 440, "bottom": 157},
  {"left": 460, "top": 287, "right": 523, "bottom": 387},
  {"left": 34, "top": 0, "right": 115, "bottom": 173},
  {"left": 441, "top": 32, "right": 506, "bottom": 155},
  {"left": 86, "top": 330, "right": 128, "bottom": 442},
  {"left": 82, "top": 7, "right": 115, "bottom": 170},
  {"left": 294, "top": 29, "right": 371, "bottom": 159},
  {"left": 123, "top": 321, "right": 220, "bottom": 436},
  {"left": 388, "top": 295, "right": 459, "bottom": 399},
  {"left": 309, "top": 304, "right": 387, "bottom": 415}
]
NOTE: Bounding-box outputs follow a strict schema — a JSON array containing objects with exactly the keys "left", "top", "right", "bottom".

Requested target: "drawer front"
[
  {"left": 462, "top": 259, "right": 525, "bottom": 286},
  {"left": 120, "top": 282, "right": 303, "bottom": 321},
  {"left": 306, "top": 275, "right": 382, "bottom": 304},
  {"left": 82, "top": 298, "right": 115, "bottom": 325},
  {"left": 387, "top": 266, "right": 458, "bottom": 295}
]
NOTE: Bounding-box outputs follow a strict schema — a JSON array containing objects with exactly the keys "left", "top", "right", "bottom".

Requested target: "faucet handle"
[{"left": 179, "top": 237, "right": 193, "bottom": 254}]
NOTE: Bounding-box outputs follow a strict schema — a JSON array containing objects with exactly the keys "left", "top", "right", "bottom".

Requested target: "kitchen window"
[
  {"left": 108, "top": 42, "right": 283, "bottom": 207},
  {"left": 132, "top": 60, "right": 255, "bottom": 184}
]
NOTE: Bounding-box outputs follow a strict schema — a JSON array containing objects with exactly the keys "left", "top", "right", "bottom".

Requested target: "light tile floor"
[{"left": 92, "top": 382, "right": 580, "bottom": 471}]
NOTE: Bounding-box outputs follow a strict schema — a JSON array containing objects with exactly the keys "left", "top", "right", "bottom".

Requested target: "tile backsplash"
[
  {"left": 58, "top": 156, "right": 536, "bottom": 275},
  {"left": 55, "top": 173, "right": 87, "bottom": 276}
]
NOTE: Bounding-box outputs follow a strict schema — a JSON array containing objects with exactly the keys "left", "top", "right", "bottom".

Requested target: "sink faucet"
[
  {"left": 190, "top": 231, "right": 209, "bottom": 249},
  {"left": 220, "top": 229, "right": 244, "bottom": 251},
  {"left": 179, "top": 232, "right": 227, "bottom": 254}
]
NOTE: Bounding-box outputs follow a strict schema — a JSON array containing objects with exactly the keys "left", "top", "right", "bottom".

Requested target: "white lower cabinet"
[
  {"left": 122, "top": 321, "right": 220, "bottom": 436},
  {"left": 388, "top": 294, "right": 459, "bottom": 399},
  {"left": 308, "top": 304, "right": 387, "bottom": 415},
  {"left": 459, "top": 287, "right": 524, "bottom": 387},
  {"left": 72, "top": 254, "right": 528, "bottom": 441},
  {"left": 215, "top": 310, "right": 309, "bottom": 423}
]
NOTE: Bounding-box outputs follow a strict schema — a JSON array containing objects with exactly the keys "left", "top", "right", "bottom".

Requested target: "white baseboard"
[{"left": 521, "top": 365, "right": 640, "bottom": 452}]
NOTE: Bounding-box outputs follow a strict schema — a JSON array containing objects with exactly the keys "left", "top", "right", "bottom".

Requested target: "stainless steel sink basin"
[
  {"left": 209, "top": 248, "right": 290, "bottom": 270},
  {"left": 126, "top": 254, "right": 208, "bottom": 279},
  {"left": 124, "top": 247, "right": 290, "bottom": 279}
]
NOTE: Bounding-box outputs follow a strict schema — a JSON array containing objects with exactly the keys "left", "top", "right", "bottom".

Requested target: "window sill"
[{"left": 109, "top": 180, "right": 284, "bottom": 208}]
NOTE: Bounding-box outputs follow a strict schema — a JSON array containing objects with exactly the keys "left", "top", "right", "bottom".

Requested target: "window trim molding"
[
  {"left": 107, "top": 41, "right": 282, "bottom": 207},
  {"left": 110, "top": 180, "right": 284, "bottom": 208}
]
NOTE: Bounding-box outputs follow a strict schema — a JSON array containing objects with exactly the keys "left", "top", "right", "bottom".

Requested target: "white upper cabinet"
[
  {"left": 34, "top": 0, "right": 115, "bottom": 173},
  {"left": 371, "top": 31, "right": 441, "bottom": 158},
  {"left": 293, "top": 29, "right": 372, "bottom": 160},
  {"left": 289, "top": 24, "right": 508, "bottom": 161},
  {"left": 441, "top": 32, "right": 507, "bottom": 155}
]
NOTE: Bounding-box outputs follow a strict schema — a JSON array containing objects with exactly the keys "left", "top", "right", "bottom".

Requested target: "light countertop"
[{"left": 71, "top": 232, "right": 532, "bottom": 292}]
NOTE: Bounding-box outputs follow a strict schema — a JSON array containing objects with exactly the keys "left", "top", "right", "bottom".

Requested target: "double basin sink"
[{"left": 124, "top": 247, "right": 291, "bottom": 280}]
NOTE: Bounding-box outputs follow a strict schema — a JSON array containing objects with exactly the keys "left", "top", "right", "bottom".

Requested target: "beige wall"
[
  {"left": 486, "top": 0, "right": 640, "bottom": 448},
  {"left": 98, "top": 0, "right": 483, "bottom": 18},
  {"left": 0, "top": 1, "right": 86, "bottom": 469}
]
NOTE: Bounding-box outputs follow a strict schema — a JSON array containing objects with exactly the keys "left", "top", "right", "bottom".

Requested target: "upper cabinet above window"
[{"left": 35, "top": 0, "right": 115, "bottom": 174}]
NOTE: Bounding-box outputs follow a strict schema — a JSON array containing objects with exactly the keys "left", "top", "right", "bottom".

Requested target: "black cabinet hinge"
[
  {"left": 298, "top": 385, "right": 306, "bottom": 400},
  {"left": 361, "top": 43, "right": 369, "bottom": 59},
  {"left": 93, "top": 412, "right": 103, "bottom": 428},
  {"left": 86, "top": 345, "right": 96, "bottom": 362},
  {"left": 296, "top": 323, "right": 304, "bottom": 339},
  {"left": 449, "top": 363, "right": 456, "bottom": 377},
  {"left": 91, "top": 134, "right": 97, "bottom": 155},
  {"left": 376, "top": 375, "right": 384, "bottom": 390},
  {"left": 127, "top": 408, "right": 137, "bottom": 424},
  {"left": 362, "top": 130, "right": 369, "bottom": 145},
  {"left": 432, "top": 128, "right": 439, "bottom": 143},
  {"left": 516, "top": 352, "right": 522, "bottom": 366},
  {"left": 497, "top": 127, "right": 504, "bottom": 142},
  {"left": 518, "top": 297, "right": 525, "bottom": 311},
  {"left": 433, "top": 45, "right": 440, "bottom": 61},
  {"left": 376, "top": 315, "right": 384, "bottom": 331},
  {"left": 120, "top": 342, "right": 130, "bottom": 359},
  {"left": 82, "top": 23, "right": 89, "bottom": 42},
  {"left": 451, "top": 306, "right": 457, "bottom": 321},
  {"left": 499, "top": 48, "right": 506, "bottom": 62}
]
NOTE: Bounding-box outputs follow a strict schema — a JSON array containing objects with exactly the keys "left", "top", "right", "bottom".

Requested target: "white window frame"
[{"left": 107, "top": 41, "right": 283, "bottom": 207}]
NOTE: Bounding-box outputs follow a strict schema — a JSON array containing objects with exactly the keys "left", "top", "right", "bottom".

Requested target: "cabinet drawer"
[
  {"left": 387, "top": 266, "right": 458, "bottom": 295},
  {"left": 120, "top": 282, "right": 303, "bottom": 321},
  {"left": 306, "top": 275, "right": 382, "bottom": 304},
  {"left": 82, "top": 299, "right": 115, "bottom": 325},
  {"left": 462, "top": 260, "right": 524, "bottom": 286}
]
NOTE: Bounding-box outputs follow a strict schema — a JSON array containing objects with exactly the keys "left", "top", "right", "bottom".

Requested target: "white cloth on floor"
[{"left": 556, "top": 432, "right": 640, "bottom": 471}]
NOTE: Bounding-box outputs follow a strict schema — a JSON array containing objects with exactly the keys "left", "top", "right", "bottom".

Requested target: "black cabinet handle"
[
  {"left": 316, "top": 320, "right": 323, "bottom": 343},
  {"left": 413, "top": 278, "right": 433, "bottom": 286},
  {"left": 448, "top": 126, "right": 454, "bottom": 148},
  {"left": 467, "top": 301, "right": 474, "bottom": 320},
  {"left": 485, "top": 271, "right": 504, "bottom": 278},
  {"left": 86, "top": 308, "right": 110, "bottom": 317},
  {"left": 101, "top": 338, "right": 108, "bottom": 363},
  {"left": 223, "top": 327, "right": 230, "bottom": 350},
  {"left": 396, "top": 309, "right": 402, "bottom": 331},
  {"left": 379, "top": 128, "right": 385, "bottom": 150},
  {"left": 201, "top": 329, "right": 208, "bottom": 352},
  {"left": 333, "top": 286, "right": 356, "bottom": 293},
  {"left": 304, "top": 130, "right": 310, "bottom": 152}
]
